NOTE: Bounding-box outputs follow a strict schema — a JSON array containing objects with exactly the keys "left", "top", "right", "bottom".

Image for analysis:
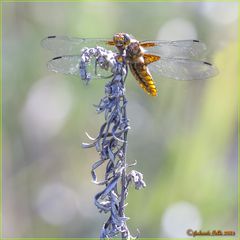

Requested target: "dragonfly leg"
[{"left": 123, "top": 65, "right": 128, "bottom": 83}]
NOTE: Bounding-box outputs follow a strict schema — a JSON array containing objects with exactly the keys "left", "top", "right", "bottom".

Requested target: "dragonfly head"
[{"left": 113, "top": 33, "right": 131, "bottom": 49}]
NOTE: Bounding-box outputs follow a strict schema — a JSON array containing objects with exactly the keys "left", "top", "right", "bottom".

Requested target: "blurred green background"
[{"left": 2, "top": 1, "right": 238, "bottom": 238}]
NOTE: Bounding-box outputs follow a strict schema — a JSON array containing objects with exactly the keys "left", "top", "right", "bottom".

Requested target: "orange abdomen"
[{"left": 129, "top": 63, "right": 157, "bottom": 96}]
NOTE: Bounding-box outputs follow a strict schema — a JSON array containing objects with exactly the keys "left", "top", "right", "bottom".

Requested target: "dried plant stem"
[
  {"left": 81, "top": 47, "right": 146, "bottom": 239},
  {"left": 119, "top": 97, "right": 128, "bottom": 239}
]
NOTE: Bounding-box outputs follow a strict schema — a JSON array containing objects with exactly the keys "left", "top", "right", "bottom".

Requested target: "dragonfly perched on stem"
[{"left": 41, "top": 33, "right": 218, "bottom": 96}]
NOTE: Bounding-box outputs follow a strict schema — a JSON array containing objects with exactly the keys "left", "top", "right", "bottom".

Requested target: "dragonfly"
[{"left": 41, "top": 33, "right": 218, "bottom": 96}]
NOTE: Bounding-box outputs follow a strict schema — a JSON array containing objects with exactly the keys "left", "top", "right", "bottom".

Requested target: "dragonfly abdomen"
[{"left": 129, "top": 63, "right": 157, "bottom": 96}]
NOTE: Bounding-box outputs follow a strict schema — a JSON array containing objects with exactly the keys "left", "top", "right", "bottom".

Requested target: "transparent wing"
[
  {"left": 141, "top": 40, "right": 207, "bottom": 59},
  {"left": 47, "top": 55, "right": 81, "bottom": 75},
  {"left": 47, "top": 55, "right": 112, "bottom": 79},
  {"left": 41, "top": 36, "right": 114, "bottom": 55},
  {"left": 148, "top": 58, "right": 218, "bottom": 80}
]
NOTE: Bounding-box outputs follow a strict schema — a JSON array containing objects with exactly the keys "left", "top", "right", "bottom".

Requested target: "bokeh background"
[{"left": 2, "top": 1, "right": 238, "bottom": 238}]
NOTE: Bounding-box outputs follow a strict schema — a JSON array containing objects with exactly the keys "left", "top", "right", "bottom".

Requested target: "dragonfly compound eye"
[{"left": 123, "top": 33, "right": 131, "bottom": 46}]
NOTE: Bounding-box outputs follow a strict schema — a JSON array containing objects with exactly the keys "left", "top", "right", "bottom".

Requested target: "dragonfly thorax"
[{"left": 125, "top": 41, "right": 144, "bottom": 63}]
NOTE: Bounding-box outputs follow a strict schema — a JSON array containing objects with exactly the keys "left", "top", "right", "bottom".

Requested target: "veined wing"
[
  {"left": 41, "top": 36, "right": 114, "bottom": 55},
  {"left": 141, "top": 40, "right": 207, "bottom": 59},
  {"left": 47, "top": 55, "right": 81, "bottom": 75},
  {"left": 47, "top": 55, "right": 112, "bottom": 79},
  {"left": 148, "top": 58, "right": 218, "bottom": 80}
]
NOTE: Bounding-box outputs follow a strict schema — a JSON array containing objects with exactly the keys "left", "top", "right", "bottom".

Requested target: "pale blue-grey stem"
[{"left": 81, "top": 47, "right": 146, "bottom": 239}]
